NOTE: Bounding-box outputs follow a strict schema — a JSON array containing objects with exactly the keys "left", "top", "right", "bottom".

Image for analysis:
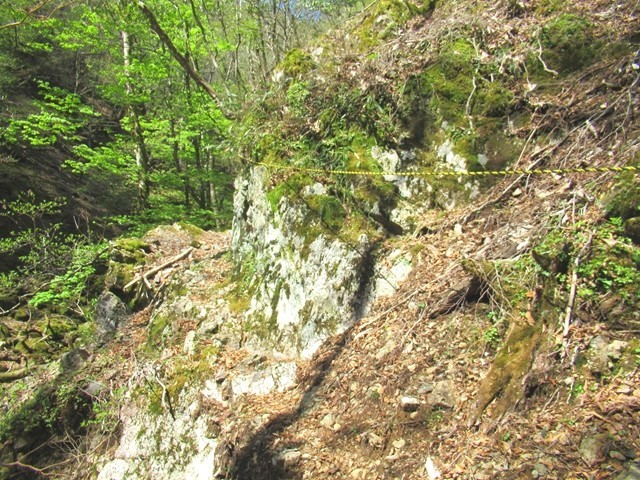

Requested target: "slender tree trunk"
[
  {"left": 169, "top": 119, "right": 190, "bottom": 208},
  {"left": 206, "top": 149, "right": 221, "bottom": 230},
  {"left": 121, "top": 30, "right": 151, "bottom": 209},
  {"left": 192, "top": 136, "right": 207, "bottom": 209}
]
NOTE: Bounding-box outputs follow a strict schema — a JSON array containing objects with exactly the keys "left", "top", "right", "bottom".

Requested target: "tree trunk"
[{"left": 121, "top": 30, "right": 151, "bottom": 209}]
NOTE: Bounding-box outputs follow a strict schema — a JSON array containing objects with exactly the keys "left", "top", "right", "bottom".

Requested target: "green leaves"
[{"left": 2, "top": 81, "right": 99, "bottom": 147}]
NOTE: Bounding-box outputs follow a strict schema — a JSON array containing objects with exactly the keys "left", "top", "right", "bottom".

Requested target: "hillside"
[{"left": 1, "top": 0, "right": 640, "bottom": 479}]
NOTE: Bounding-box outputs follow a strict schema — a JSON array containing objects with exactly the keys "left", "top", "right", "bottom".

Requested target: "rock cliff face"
[{"left": 232, "top": 166, "right": 375, "bottom": 359}]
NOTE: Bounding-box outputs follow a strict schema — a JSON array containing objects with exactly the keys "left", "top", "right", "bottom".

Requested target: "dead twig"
[
  {"left": 562, "top": 231, "right": 594, "bottom": 355},
  {"left": 124, "top": 247, "right": 194, "bottom": 291}
]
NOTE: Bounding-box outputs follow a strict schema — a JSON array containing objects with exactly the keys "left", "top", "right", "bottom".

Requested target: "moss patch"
[
  {"left": 279, "top": 49, "right": 316, "bottom": 79},
  {"left": 603, "top": 171, "right": 640, "bottom": 220},
  {"left": 539, "top": 14, "right": 597, "bottom": 74},
  {"left": 266, "top": 173, "right": 314, "bottom": 212},
  {"left": 110, "top": 238, "right": 151, "bottom": 264}
]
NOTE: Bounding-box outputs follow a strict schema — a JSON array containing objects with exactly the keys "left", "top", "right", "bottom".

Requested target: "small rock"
[
  {"left": 60, "top": 348, "right": 90, "bottom": 372},
  {"left": 392, "top": 438, "right": 406, "bottom": 449},
  {"left": 183, "top": 330, "right": 197, "bottom": 356},
  {"left": 84, "top": 380, "right": 107, "bottom": 397},
  {"left": 608, "top": 340, "right": 629, "bottom": 360},
  {"left": 624, "top": 217, "right": 640, "bottom": 244},
  {"left": 350, "top": 467, "right": 367, "bottom": 479},
  {"left": 427, "top": 381, "right": 455, "bottom": 409},
  {"left": 617, "top": 386, "right": 633, "bottom": 395},
  {"left": 362, "top": 431, "right": 384, "bottom": 448},
  {"left": 13, "top": 436, "right": 33, "bottom": 451},
  {"left": 375, "top": 340, "right": 396, "bottom": 361},
  {"left": 247, "top": 354, "right": 266, "bottom": 366},
  {"left": 418, "top": 383, "right": 434, "bottom": 394},
  {"left": 215, "top": 369, "right": 227, "bottom": 384},
  {"left": 94, "top": 291, "right": 129, "bottom": 342},
  {"left": 610, "top": 450, "right": 627, "bottom": 461},
  {"left": 512, "top": 187, "right": 523, "bottom": 197},
  {"left": 320, "top": 413, "right": 335, "bottom": 429},
  {"left": 272, "top": 449, "right": 301, "bottom": 469},
  {"left": 400, "top": 396, "right": 421, "bottom": 412},
  {"left": 533, "top": 462, "right": 548, "bottom": 476},
  {"left": 579, "top": 433, "right": 612, "bottom": 467}
]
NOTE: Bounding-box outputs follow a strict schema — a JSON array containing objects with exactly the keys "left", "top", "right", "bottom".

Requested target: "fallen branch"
[
  {"left": 536, "top": 32, "right": 558, "bottom": 76},
  {"left": 562, "top": 231, "right": 594, "bottom": 351},
  {"left": 124, "top": 247, "right": 194, "bottom": 291},
  {"left": 0, "top": 368, "right": 29, "bottom": 383}
]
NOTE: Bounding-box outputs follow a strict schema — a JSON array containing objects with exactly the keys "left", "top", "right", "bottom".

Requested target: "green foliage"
[
  {"left": 30, "top": 242, "right": 107, "bottom": 309},
  {"left": 483, "top": 326, "right": 501, "bottom": 347},
  {"left": 576, "top": 219, "right": 640, "bottom": 304},
  {"left": 0, "top": 191, "right": 67, "bottom": 272},
  {"left": 279, "top": 49, "right": 316, "bottom": 78},
  {"left": 534, "top": 215, "right": 640, "bottom": 313},
  {"left": 2, "top": 81, "right": 99, "bottom": 146},
  {"left": 0, "top": 380, "right": 87, "bottom": 444},
  {"left": 0, "top": 192, "right": 107, "bottom": 315},
  {"left": 286, "top": 81, "right": 311, "bottom": 117},
  {"left": 81, "top": 385, "right": 125, "bottom": 434}
]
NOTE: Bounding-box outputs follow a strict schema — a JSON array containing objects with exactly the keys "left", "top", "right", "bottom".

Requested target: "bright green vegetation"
[
  {"left": 279, "top": 49, "right": 316, "bottom": 78},
  {"left": 533, "top": 216, "right": 640, "bottom": 314},
  {"left": 539, "top": 14, "right": 595, "bottom": 73}
]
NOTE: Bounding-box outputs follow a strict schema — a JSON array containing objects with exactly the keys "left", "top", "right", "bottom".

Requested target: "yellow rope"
[{"left": 252, "top": 161, "right": 638, "bottom": 178}]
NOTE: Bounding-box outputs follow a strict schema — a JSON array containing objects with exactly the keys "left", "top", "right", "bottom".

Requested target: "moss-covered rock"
[
  {"left": 603, "top": 172, "right": 640, "bottom": 220},
  {"left": 278, "top": 49, "right": 316, "bottom": 79},
  {"left": 35, "top": 314, "right": 77, "bottom": 340},
  {"left": 110, "top": 238, "right": 151, "bottom": 264},
  {"left": 104, "top": 262, "right": 135, "bottom": 292},
  {"left": 540, "top": 14, "right": 597, "bottom": 73},
  {"left": 623, "top": 217, "right": 640, "bottom": 245},
  {"left": 476, "top": 82, "right": 515, "bottom": 117}
]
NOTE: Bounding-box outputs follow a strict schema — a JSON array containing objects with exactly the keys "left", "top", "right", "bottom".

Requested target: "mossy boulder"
[
  {"left": 353, "top": 0, "right": 434, "bottom": 49},
  {"left": 146, "top": 313, "right": 171, "bottom": 353},
  {"left": 104, "top": 262, "right": 135, "bottom": 292},
  {"left": 35, "top": 314, "right": 77, "bottom": 340},
  {"left": 540, "top": 14, "right": 597, "bottom": 73},
  {"left": 278, "top": 49, "right": 316, "bottom": 79},
  {"left": 623, "top": 217, "right": 640, "bottom": 245},
  {"left": 603, "top": 172, "right": 640, "bottom": 220},
  {"left": 476, "top": 82, "right": 515, "bottom": 117},
  {"left": 110, "top": 238, "right": 151, "bottom": 264},
  {"left": 306, "top": 194, "right": 346, "bottom": 231}
]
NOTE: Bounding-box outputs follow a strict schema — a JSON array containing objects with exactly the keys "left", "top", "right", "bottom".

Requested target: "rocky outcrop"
[{"left": 232, "top": 166, "right": 375, "bottom": 359}]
